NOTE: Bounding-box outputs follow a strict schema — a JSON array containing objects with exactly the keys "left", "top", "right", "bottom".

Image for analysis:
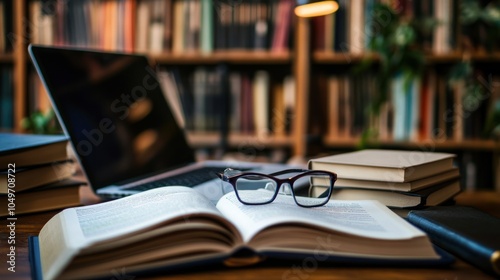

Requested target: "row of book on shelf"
[
  {"left": 29, "top": 0, "right": 294, "bottom": 53},
  {"left": 0, "top": 133, "right": 84, "bottom": 217},
  {"left": 0, "top": 0, "right": 13, "bottom": 54},
  {"left": 318, "top": 71, "right": 500, "bottom": 142},
  {"left": 0, "top": 67, "right": 13, "bottom": 129},
  {"left": 159, "top": 67, "right": 295, "bottom": 136},
  {"left": 0, "top": 68, "right": 55, "bottom": 131},
  {"left": 28, "top": 64, "right": 296, "bottom": 137},
  {"left": 12, "top": 0, "right": 494, "bottom": 56},
  {"left": 312, "top": 0, "right": 457, "bottom": 54},
  {"left": 27, "top": 69, "right": 286, "bottom": 144}
]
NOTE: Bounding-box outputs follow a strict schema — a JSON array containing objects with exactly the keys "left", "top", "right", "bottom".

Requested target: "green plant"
[
  {"left": 449, "top": 60, "right": 500, "bottom": 139},
  {"left": 21, "top": 109, "right": 62, "bottom": 134},
  {"left": 454, "top": 0, "right": 500, "bottom": 139},
  {"left": 460, "top": 0, "right": 500, "bottom": 52},
  {"left": 356, "top": 3, "right": 435, "bottom": 115}
]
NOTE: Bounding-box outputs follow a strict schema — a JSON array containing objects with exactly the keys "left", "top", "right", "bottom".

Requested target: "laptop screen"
[{"left": 29, "top": 45, "right": 196, "bottom": 189}]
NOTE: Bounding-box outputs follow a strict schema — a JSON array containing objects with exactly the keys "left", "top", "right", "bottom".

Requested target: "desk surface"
[{"left": 1, "top": 191, "right": 499, "bottom": 280}]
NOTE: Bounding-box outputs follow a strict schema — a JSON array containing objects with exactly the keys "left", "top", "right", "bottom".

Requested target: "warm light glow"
[{"left": 294, "top": 1, "right": 339, "bottom": 18}]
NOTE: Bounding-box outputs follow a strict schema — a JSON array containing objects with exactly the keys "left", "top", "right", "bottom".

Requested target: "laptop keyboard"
[{"left": 127, "top": 167, "right": 227, "bottom": 191}]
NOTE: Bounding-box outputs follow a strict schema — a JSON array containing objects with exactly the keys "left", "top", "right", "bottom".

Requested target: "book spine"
[
  {"left": 200, "top": 0, "right": 213, "bottom": 53},
  {"left": 252, "top": 70, "right": 270, "bottom": 135}
]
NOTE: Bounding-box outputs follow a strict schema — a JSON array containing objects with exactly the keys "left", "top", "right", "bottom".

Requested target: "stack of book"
[
  {"left": 308, "top": 149, "right": 461, "bottom": 211},
  {"left": 0, "top": 133, "right": 85, "bottom": 216}
]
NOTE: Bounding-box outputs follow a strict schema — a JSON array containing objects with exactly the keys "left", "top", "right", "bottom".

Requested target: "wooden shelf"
[
  {"left": 0, "top": 53, "right": 14, "bottom": 63},
  {"left": 427, "top": 52, "right": 500, "bottom": 63},
  {"left": 187, "top": 132, "right": 293, "bottom": 149},
  {"left": 313, "top": 51, "right": 500, "bottom": 64},
  {"left": 186, "top": 132, "right": 220, "bottom": 147},
  {"left": 323, "top": 137, "right": 500, "bottom": 151},
  {"left": 228, "top": 134, "right": 293, "bottom": 147},
  {"left": 313, "top": 51, "right": 378, "bottom": 64},
  {"left": 150, "top": 50, "right": 292, "bottom": 65}
]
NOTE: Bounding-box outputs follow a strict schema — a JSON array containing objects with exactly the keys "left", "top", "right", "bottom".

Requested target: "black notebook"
[{"left": 408, "top": 206, "right": 500, "bottom": 277}]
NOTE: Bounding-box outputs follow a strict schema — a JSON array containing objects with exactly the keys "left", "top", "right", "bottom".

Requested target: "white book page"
[
  {"left": 64, "top": 186, "right": 224, "bottom": 244},
  {"left": 216, "top": 192, "right": 425, "bottom": 243}
]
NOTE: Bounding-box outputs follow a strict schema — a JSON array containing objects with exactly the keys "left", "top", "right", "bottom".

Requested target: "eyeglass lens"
[{"left": 221, "top": 170, "right": 332, "bottom": 206}]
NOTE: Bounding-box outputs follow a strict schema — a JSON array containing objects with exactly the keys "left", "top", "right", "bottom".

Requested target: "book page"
[
  {"left": 39, "top": 186, "right": 226, "bottom": 280},
  {"left": 216, "top": 192, "right": 425, "bottom": 243},
  {"left": 70, "top": 186, "right": 224, "bottom": 243}
]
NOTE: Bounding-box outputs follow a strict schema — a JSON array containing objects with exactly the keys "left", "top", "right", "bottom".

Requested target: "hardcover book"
[
  {"left": 0, "top": 160, "right": 76, "bottom": 193},
  {"left": 308, "top": 149, "right": 456, "bottom": 182},
  {"left": 0, "top": 178, "right": 84, "bottom": 217},
  {"left": 0, "top": 133, "right": 69, "bottom": 168},
  {"left": 310, "top": 179, "right": 461, "bottom": 209},
  {"left": 316, "top": 168, "right": 460, "bottom": 192},
  {"left": 30, "top": 187, "right": 452, "bottom": 280}
]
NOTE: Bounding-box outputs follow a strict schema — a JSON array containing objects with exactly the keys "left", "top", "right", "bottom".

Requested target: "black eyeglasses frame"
[{"left": 217, "top": 169, "right": 337, "bottom": 207}]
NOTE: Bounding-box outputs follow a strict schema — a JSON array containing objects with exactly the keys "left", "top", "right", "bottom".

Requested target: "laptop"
[{"left": 28, "top": 45, "right": 293, "bottom": 202}]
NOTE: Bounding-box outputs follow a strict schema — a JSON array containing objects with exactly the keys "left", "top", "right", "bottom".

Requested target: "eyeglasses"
[{"left": 217, "top": 168, "right": 337, "bottom": 207}]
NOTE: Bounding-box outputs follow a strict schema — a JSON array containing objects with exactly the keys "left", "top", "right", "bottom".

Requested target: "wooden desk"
[{"left": 1, "top": 191, "right": 499, "bottom": 280}]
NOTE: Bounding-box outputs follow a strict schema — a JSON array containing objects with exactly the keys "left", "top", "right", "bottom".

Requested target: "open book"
[{"left": 31, "top": 187, "right": 449, "bottom": 280}]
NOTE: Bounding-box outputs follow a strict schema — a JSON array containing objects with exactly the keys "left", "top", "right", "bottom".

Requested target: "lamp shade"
[{"left": 294, "top": 0, "right": 339, "bottom": 17}]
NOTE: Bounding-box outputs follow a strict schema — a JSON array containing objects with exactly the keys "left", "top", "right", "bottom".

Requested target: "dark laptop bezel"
[{"left": 28, "top": 44, "right": 197, "bottom": 192}]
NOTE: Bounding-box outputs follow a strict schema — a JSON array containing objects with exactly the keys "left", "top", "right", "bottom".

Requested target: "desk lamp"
[{"left": 294, "top": 0, "right": 339, "bottom": 17}]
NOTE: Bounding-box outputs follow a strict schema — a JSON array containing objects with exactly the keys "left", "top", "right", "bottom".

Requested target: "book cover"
[
  {"left": 308, "top": 149, "right": 456, "bottom": 182},
  {"left": 0, "top": 133, "right": 69, "bottom": 168},
  {"left": 200, "top": 0, "right": 213, "bottom": 53},
  {"left": 313, "top": 168, "right": 459, "bottom": 192},
  {"left": 334, "top": 0, "right": 348, "bottom": 52},
  {"left": 0, "top": 160, "right": 76, "bottom": 193},
  {"left": 0, "top": 178, "right": 84, "bottom": 217},
  {"left": 192, "top": 67, "right": 208, "bottom": 131},
  {"left": 407, "top": 206, "right": 500, "bottom": 277},
  {"left": 0, "top": 1, "right": 5, "bottom": 53},
  {"left": 254, "top": 2, "right": 268, "bottom": 50},
  {"left": 123, "top": 0, "right": 136, "bottom": 52},
  {"left": 252, "top": 70, "right": 270, "bottom": 136},
  {"left": 271, "top": 0, "right": 293, "bottom": 52},
  {"left": 271, "top": 81, "right": 285, "bottom": 136},
  {"left": 240, "top": 73, "right": 254, "bottom": 134},
  {"left": 349, "top": 0, "right": 364, "bottom": 54},
  {"left": 229, "top": 72, "right": 242, "bottom": 132},
  {"left": 317, "top": 179, "right": 461, "bottom": 209},
  {"left": 327, "top": 76, "right": 340, "bottom": 137},
  {"left": 391, "top": 74, "right": 407, "bottom": 140},
  {"left": 157, "top": 71, "right": 186, "bottom": 128},
  {"left": 172, "top": 0, "right": 184, "bottom": 52}
]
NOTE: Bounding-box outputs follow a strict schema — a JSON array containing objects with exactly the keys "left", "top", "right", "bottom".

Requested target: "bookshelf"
[
  {"left": 150, "top": 51, "right": 292, "bottom": 64},
  {"left": 2, "top": 0, "right": 302, "bottom": 161},
  {"left": 0, "top": 53, "right": 13, "bottom": 62},
  {"left": 2, "top": 0, "right": 500, "bottom": 189}
]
